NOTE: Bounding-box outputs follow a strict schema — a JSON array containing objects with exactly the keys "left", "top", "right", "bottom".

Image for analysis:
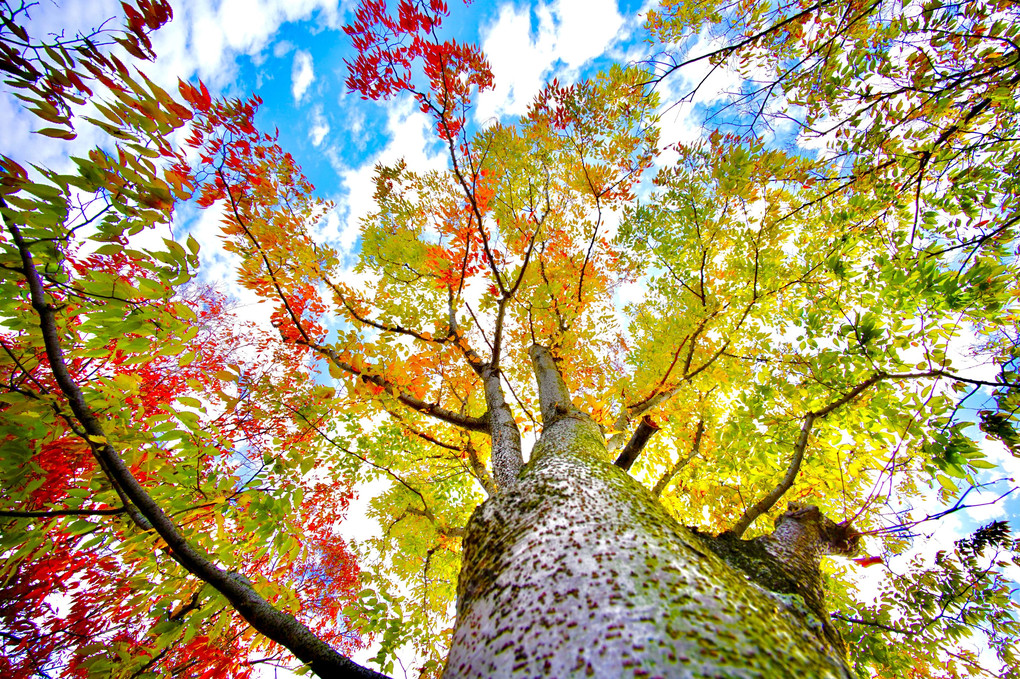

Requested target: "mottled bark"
[
  {"left": 528, "top": 345, "right": 580, "bottom": 425},
  {"left": 443, "top": 348, "right": 855, "bottom": 678},
  {"left": 483, "top": 366, "right": 524, "bottom": 489}
]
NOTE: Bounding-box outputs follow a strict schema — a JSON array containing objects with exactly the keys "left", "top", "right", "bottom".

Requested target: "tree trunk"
[{"left": 443, "top": 390, "right": 855, "bottom": 677}]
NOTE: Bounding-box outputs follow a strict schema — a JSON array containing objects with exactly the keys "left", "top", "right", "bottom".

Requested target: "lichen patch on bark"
[{"left": 443, "top": 415, "right": 854, "bottom": 678}]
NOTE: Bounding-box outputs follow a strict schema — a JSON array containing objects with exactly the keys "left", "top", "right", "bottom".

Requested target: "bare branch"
[
  {"left": 653, "top": 419, "right": 705, "bottom": 497},
  {"left": 730, "top": 373, "right": 885, "bottom": 537}
]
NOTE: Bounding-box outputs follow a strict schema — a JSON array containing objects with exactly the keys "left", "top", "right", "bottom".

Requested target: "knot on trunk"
[
  {"left": 766, "top": 503, "right": 860, "bottom": 565},
  {"left": 697, "top": 503, "right": 859, "bottom": 658}
]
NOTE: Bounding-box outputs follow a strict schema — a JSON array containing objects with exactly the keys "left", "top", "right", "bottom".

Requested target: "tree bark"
[{"left": 442, "top": 348, "right": 855, "bottom": 678}]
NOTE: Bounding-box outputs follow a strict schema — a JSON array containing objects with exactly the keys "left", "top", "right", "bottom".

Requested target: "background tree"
[
  {"left": 2, "top": 0, "right": 1019, "bottom": 677},
  {"left": 0, "top": 3, "right": 374, "bottom": 676}
]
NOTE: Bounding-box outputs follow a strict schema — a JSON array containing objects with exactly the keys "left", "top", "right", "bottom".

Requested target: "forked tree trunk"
[{"left": 443, "top": 348, "right": 854, "bottom": 678}]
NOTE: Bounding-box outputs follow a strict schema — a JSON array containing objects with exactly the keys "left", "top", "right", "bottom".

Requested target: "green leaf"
[
  {"left": 176, "top": 396, "right": 203, "bottom": 409},
  {"left": 34, "top": 127, "right": 76, "bottom": 140}
]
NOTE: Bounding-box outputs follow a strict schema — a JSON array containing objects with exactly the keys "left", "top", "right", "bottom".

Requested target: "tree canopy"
[{"left": 1, "top": 0, "right": 1018, "bottom": 677}]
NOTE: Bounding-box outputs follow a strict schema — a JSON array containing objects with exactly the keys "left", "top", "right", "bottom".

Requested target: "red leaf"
[{"left": 852, "top": 556, "right": 883, "bottom": 568}]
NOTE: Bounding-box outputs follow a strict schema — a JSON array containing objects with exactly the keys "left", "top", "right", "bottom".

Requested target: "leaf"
[
  {"left": 176, "top": 396, "right": 203, "bottom": 409},
  {"left": 34, "top": 127, "right": 77, "bottom": 140}
]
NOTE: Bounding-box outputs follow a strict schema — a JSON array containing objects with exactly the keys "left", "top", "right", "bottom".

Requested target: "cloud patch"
[
  {"left": 291, "top": 50, "right": 315, "bottom": 103},
  {"left": 309, "top": 106, "right": 330, "bottom": 146},
  {"left": 273, "top": 39, "right": 295, "bottom": 58},
  {"left": 332, "top": 98, "right": 448, "bottom": 259},
  {"left": 476, "top": 0, "right": 624, "bottom": 122},
  {"left": 147, "top": 0, "right": 342, "bottom": 90}
]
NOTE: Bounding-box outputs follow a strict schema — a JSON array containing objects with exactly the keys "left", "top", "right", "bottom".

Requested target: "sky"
[
  {"left": 4, "top": 0, "right": 1019, "bottom": 673},
  {"left": 1, "top": 0, "right": 723, "bottom": 294},
  {"left": 154, "top": 0, "right": 644, "bottom": 238}
]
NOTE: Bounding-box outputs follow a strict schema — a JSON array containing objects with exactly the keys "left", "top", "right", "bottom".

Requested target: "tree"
[
  {"left": 0, "top": 3, "right": 370, "bottom": 676},
  {"left": 2, "top": 0, "right": 1019, "bottom": 677}
]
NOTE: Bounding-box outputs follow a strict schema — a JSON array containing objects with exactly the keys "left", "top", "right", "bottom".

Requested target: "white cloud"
[
  {"left": 310, "top": 122, "right": 330, "bottom": 146},
  {"left": 273, "top": 39, "right": 295, "bottom": 58},
  {"left": 330, "top": 97, "right": 448, "bottom": 260},
  {"left": 347, "top": 107, "right": 365, "bottom": 136},
  {"left": 338, "top": 98, "right": 368, "bottom": 150},
  {"left": 476, "top": 0, "right": 624, "bottom": 122},
  {"left": 291, "top": 49, "right": 315, "bottom": 103},
  {"left": 147, "top": 0, "right": 342, "bottom": 90},
  {"left": 309, "top": 106, "right": 330, "bottom": 146},
  {"left": 0, "top": 85, "right": 64, "bottom": 168},
  {"left": 554, "top": 0, "right": 625, "bottom": 67},
  {"left": 964, "top": 488, "right": 1009, "bottom": 523}
]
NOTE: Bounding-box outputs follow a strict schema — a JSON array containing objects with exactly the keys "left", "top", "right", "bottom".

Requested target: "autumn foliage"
[
  {"left": 2, "top": 0, "right": 1020, "bottom": 677},
  {"left": 1, "top": 2, "right": 364, "bottom": 676},
  {"left": 345, "top": 0, "right": 493, "bottom": 140},
  {"left": 0, "top": 234, "right": 362, "bottom": 678}
]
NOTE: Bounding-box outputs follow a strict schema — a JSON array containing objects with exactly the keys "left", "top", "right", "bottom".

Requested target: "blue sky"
[{"left": 148, "top": 0, "right": 655, "bottom": 244}]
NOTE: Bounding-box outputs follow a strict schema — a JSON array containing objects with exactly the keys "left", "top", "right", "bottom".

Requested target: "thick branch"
[
  {"left": 6, "top": 218, "right": 389, "bottom": 679},
  {"left": 489, "top": 298, "right": 509, "bottom": 369},
  {"left": 529, "top": 344, "right": 579, "bottom": 426},
  {"left": 482, "top": 366, "right": 523, "bottom": 489},
  {"left": 730, "top": 412, "right": 817, "bottom": 539},
  {"left": 386, "top": 408, "right": 497, "bottom": 496},
  {"left": 405, "top": 506, "right": 466, "bottom": 538},
  {"left": 613, "top": 415, "right": 661, "bottom": 471},
  {"left": 309, "top": 343, "right": 489, "bottom": 432},
  {"left": 461, "top": 433, "right": 498, "bottom": 497},
  {"left": 323, "top": 276, "right": 443, "bottom": 345}
]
